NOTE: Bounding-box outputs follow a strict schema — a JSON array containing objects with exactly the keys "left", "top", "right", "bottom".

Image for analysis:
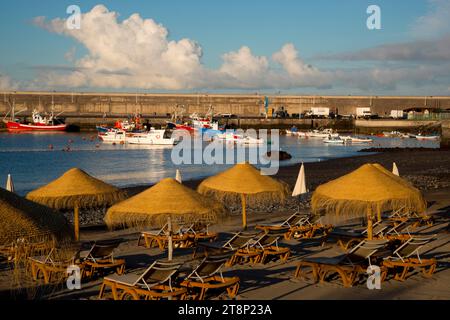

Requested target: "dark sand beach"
[{"left": 1, "top": 148, "right": 449, "bottom": 300}]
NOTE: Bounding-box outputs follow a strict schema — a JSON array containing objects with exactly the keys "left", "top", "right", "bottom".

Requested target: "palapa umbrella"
[
  {"left": 311, "top": 163, "right": 426, "bottom": 239},
  {"left": 0, "top": 187, "right": 71, "bottom": 246},
  {"left": 292, "top": 163, "right": 307, "bottom": 197},
  {"left": 392, "top": 162, "right": 400, "bottom": 176},
  {"left": 105, "top": 178, "right": 225, "bottom": 229},
  {"left": 6, "top": 174, "right": 14, "bottom": 193},
  {"left": 105, "top": 178, "right": 226, "bottom": 260},
  {"left": 197, "top": 163, "right": 290, "bottom": 229},
  {"left": 26, "top": 168, "right": 127, "bottom": 241}
]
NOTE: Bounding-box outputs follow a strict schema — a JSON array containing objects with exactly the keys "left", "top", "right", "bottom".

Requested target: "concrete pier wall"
[
  {"left": 0, "top": 91, "right": 449, "bottom": 133},
  {"left": 1, "top": 91, "right": 450, "bottom": 120}
]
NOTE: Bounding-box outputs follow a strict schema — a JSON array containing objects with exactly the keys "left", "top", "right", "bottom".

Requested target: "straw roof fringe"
[
  {"left": 105, "top": 178, "right": 226, "bottom": 230},
  {"left": 197, "top": 185, "right": 290, "bottom": 207},
  {"left": 26, "top": 192, "right": 127, "bottom": 211},
  {"left": 26, "top": 168, "right": 127, "bottom": 210},
  {"left": 0, "top": 187, "right": 72, "bottom": 245},
  {"left": 197, "top": 163, "right": 290, "bottom": 206},
  {"left": 311, "top": 163, "right": 426, "bottom": 220}
]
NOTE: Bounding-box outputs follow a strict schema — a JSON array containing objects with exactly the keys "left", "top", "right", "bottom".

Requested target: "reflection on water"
[{"left": 0, "top": 132, "right": 439, "bottom": 195}]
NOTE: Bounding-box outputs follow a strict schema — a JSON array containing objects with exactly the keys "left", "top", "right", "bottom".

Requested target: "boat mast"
[
  {"left": 51, "top": 92, "right": 54, "bottom": 117},
  {"left": 11, "top": 92, "right": 15, "bottom": 121}
]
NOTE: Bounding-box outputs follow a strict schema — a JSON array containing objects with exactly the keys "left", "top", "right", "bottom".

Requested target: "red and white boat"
[
  {"left": 4, "top": 109, "right": 66, "bottom": 132},
  {"left": 190, "top": 113, "right": 219, "bottom": 131},
  {"left": 166, "top": 121, "right": 195, "bottom": 132}
]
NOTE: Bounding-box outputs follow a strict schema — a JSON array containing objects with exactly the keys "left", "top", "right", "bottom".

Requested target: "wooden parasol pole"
[
  {"left": 241, "top": 194, "right": 247, "bottom": 230},
  {"left": 367, "top": 206, "right": 373, "bottom": 240},
  {"left": 168, "top": 216, "right": 173, "bottom": 261},
  {"left": 74, "top": 203, "right": 80, "bottom": 241}
]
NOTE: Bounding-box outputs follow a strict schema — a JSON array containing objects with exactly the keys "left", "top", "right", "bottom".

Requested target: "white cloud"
[
  {"left": 32, "top": 5, "right": 206, "bottom": 90},
  {"left": 23, "top": 4, "right": 450, "bottom": 94},
  {"left": 220, "top": 46, "right": 269, "bottom": 83},
  {"left": 315, "top": 33, "right": 450, "bottom": 62},
  {"left": 411, "top": 0, "right": 450, "bottom": 37},
  {"left": 64, "top": 47, "right": 77, "bottom": 62},
  {"left": 31, "top": 5, "right": 330, "bottom": 91},
  {"left": 0, "top": 74, "right": 18, "bottom": 90},
  {"left": 273, "top": 43, "right": 316, "bottom": 76}
]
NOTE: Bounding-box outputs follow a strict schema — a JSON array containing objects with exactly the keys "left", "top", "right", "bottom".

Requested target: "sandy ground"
[{"left": 1, "top": 149, "right": 449, "bottom": 300}]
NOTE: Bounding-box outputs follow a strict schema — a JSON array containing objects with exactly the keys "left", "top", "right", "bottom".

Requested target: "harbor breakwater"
[
  {"left": 2, "top": 91, "right": 450, "bottom": 120},
  {"left": 1, "top": 91, "right": 449, "bottom": 146}
]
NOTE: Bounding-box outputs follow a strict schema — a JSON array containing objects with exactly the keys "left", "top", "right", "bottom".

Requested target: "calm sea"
[{"left": 0, "top": 132, "right": 439, "bottom": 195}]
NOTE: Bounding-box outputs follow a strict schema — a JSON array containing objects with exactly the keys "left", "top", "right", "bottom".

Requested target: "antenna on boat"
[{"left": 3, "top": 93, "right": 15, "bottom": 122}]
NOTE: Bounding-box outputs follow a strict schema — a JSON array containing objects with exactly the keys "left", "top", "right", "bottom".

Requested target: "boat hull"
[
  {"left": 5, "top": 121, "right": 66, "bottom": 131},
  {"left": 127, "top": 136, "right": 176, "bottom": 145},
  {"left": 98, "top": 131, "right": 127, "bottom": 143},
  {"left": 127, "top": 131, "right": 178, "bottom": 145},
  {"left": 414, "top": 135, "right": 440, "bottom": 141}
]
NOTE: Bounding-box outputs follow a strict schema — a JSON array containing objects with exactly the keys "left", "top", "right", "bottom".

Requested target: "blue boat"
[{"left": 96, "top": 125, "right": 110, "bottom": 133}]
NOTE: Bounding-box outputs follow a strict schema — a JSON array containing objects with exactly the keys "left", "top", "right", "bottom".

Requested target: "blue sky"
[{"left": 0, "top": 0, "right": 449, "bottom": 95}]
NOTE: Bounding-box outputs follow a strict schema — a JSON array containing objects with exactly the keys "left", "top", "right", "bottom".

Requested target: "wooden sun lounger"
[
  {"left": 29, "top": 240, "right": 125, "bottom": 284},
  {"left": 256, "top": 212, "right": 332, "bottom": 240},
  {"left": 294, "top": 239, "right": 390, "bottom": 287},
  {"left": 244, "top": 228, "right": 291, "bottom": 264},
  {"left": 256, "top": 212, "right": 309, "bottom": 231},
  {"left": 382, "top": 235, "right": 437, "bottom": 282},
  {"left": 138, "top": 232, "right": 192, "bottom": 250},
  {"left": 0, "top": 244, "right": 14, "bottom": 263},
  {"left": 181, "top": 223, "right": 218, "bottom": 244},
  {"left": 81, "top": 240, "right": 126, "bottom": 278},
  {"left": 326, "top": 220, "right": 401, "bottom": 249},
  {"left": 193, "top": 231, "right": 263, "bottom": 267},
  {"left": 99, "top": 261, "right": 186, "bottom": 300},
  {"left": 288, "top": 216, "right": 333, "bottom": 240},
  {"left": 180, "top": 253, "right": 240, "bottom": 300},
  {"left": 138, "top": 223, "right": 202, "bottom": 250},
  {"left": 28, "top": 247, "right": 84, "bottom": 284}
]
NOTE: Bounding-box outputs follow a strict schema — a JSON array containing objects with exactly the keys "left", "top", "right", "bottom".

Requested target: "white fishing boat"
[
  {"left": 98, "top": 129, "right": 127, "bottom": 144},
  {"left": 323, "top": 136, "right": 346, "bottom": 144},
  {"left": 286, "top": 128, "right": 299, "bottom": 136},
  {"left": 340, "top": 136, "right": 373, "bottom": 143},
  {"left": 382, "top": 131, "right": 402, "bottom": 137},
  {"left": 215, "top": 132, "right": 264, "bottom": 144},
  {"left": 299, "top": 128, "right": 339, "bottom": 138},
  {"left": 127, "top": 129, "right": 179, "bottom": 145},
  {"left": 190, "top": 106, "right": 219, "bottom": 131},
  {"left": 413, "top": 134, "right": 440, "bottom": 141},
  {"left": 238, "top": 136, "right": 265, "bottom": 145}
]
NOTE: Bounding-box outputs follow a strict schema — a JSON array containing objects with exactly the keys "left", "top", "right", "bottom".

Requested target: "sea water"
[{"left": 0, "top": 132, "right": 438, "bottom": 195}]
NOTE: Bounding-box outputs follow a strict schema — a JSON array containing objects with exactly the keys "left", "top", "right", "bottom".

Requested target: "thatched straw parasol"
[
  {"left": 26, "top": 168, "right": 127, "bottom": 241},
  {"left": 197, "top": 163, "right": 290, "bottom": 229},
  {"left": 311, "top": 163, "right": 426, "bottom": 239},
  {"left": 104, "top": 178, "right": 226, "bottom": 229},
  {"left": 0, "top": 187, "right": 71, "bottom": 246}
]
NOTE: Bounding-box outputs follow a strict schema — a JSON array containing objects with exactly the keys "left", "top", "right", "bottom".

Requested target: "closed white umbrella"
[
  {"left": 6, "top": 174, "right": 14, "bottom": 193},
  {"left": 392, "top": 162, "right": 399, "bottom": 176},
  {"left": 175, "top": 169, "right": 182, "bottom": 183},
  {"left": 292, "top": 163, "right": 307, "bottom": 196}
]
